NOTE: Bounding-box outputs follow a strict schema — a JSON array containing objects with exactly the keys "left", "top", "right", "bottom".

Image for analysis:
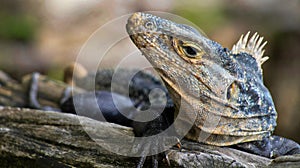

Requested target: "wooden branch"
[
  {"left": 0, "top": 71, "right": 27, "bottom": 107},
  {"left": 1, "top": 107, "right": 299, "bottom": 167},
  {"left": 0, "top": 71, "right": 85, "bottom": 108}
]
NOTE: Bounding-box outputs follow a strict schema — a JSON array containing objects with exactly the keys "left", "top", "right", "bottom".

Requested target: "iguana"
[
  {"left": 27, "top": 12, "right": 300, "bottom": 168},
  {"left": 126, "top": 11, "right": 274, "bottom": 146},
  {"left": 125, "top": 12, "right": 300, "bottom": 167}
]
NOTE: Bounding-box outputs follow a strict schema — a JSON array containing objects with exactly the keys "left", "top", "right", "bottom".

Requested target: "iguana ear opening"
[
  {"left": 226, "top": 81, "right": 241, "bottom": 103},
  {"left": 231, "top": 32, "right": 269, "bottom": 68}
]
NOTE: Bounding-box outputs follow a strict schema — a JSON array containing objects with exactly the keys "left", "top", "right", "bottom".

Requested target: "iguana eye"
[
  {"left": 173, "top": 39, "right": 204, "bottom": 59},
  {"left": 181, "top": 44, "right": 199, "bottom": 58}
]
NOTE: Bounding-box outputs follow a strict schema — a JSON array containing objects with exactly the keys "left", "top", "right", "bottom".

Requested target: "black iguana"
[
  {"left": 126, "top": 12, "right": 300, "bottom": 167},
  {"left": 27, "top": 12, "right": 300, "bottom": 168}
]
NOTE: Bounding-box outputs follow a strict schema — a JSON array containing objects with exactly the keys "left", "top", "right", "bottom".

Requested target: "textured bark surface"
[{"left": 1, "top": 107, "right": 299, "bottom": 168}]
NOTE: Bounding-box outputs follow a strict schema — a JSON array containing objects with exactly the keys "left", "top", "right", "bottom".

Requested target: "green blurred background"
[{"left": 0, "top": 0, "right": 299, "bottom": 142}]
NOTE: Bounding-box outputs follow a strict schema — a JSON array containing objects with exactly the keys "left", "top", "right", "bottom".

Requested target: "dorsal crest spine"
[{"left": 232, "top": 32, "right": 269, "bottom": 67}]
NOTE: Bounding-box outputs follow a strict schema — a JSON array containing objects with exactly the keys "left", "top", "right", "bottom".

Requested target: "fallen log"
[{"left": 1, "top": 107, "right": 299, "bottom": 167}]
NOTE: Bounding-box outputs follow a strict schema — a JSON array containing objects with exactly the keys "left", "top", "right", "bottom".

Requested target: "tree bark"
[{"left": 1, "top": 107, "right": 299, "bottom": 168}]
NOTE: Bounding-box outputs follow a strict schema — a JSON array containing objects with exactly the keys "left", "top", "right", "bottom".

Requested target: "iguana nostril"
[{"left": 127, "top": 12, "right": 142, "bottom": 26}]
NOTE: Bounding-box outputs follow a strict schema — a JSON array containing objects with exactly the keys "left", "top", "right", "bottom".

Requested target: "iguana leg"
[
  {"left": 234, "top": 135, "right": 300, "bottom": 158},
  {"left": 131, "top": 105, "right": 180, "bottom": 168},
  {"left": 133, "top": 133, "right": 180, "bottom": 168}
]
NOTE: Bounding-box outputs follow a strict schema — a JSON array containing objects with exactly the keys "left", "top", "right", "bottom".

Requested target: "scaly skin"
[{"left": 126, "top": 12, "right": 277, "bottom": 146}]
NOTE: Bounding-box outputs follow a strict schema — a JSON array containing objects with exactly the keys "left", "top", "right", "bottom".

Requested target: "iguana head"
[{"left": 127, "top": 12, "right": 277, "bottom": 146}]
